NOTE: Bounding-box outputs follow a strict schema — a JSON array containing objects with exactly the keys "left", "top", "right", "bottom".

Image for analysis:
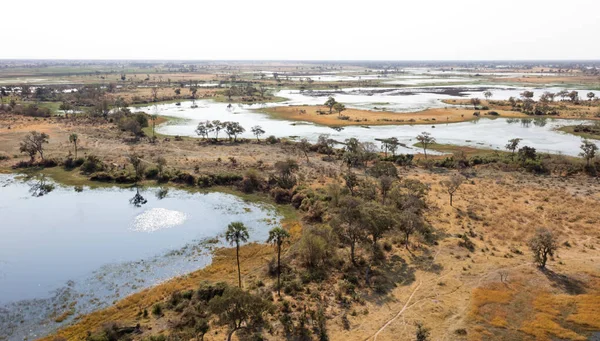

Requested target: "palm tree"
[
  {"left": 150, "top": 114, "right": 158, "bottom": 140},
  {"left": 69, "top": 133, "right": 78, "bottom": 158},
  {"left": 267, "top": 227, "right": 290, "bottom": 296},
  {"left": 225, "top": 222, "right": 250, "bottom": 288}
]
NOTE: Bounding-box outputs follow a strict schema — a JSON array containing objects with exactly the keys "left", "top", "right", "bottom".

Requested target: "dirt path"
[{"left": 367, "top": 280, "right": 423, "bottom": 341}]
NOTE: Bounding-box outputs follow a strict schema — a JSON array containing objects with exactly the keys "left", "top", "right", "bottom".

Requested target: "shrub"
[
  {"left": 197, "top": 175, "right": 214, "bottom": 188},
  {"left": 395, "top": 154, "right": 414, "bottom": 166},
  {"left": 266, "top": 135, "right": 279, "bottom": 144},
  {"left": 152, "top": 303, "right": 162, "bottom": 317},
  {"left": 523, "top": 159, "right": 549, "bottom": 175},
  {"left": 171, "top": 172, "right": 196, "bottom": 185},
  {"left": 291, "top": 192, "right": 307, "bottom": 209},
  {"left": 80, "top": 155, "right": 104, "bottom": 174},
  {"left": 114, "top": 171, "right": 136, "bottom": 183},
  {"left": 145, "top": 168, "right": 159, "bottom": 179},
  {"left": 270, "top": 188, "right": 292, "bottom": 204},
  {"left": 196, "top": 282, "right": 227, "bottom": 302},
  {"left": 487, "top": 111, "right": 499, "bottom": 116},
  {"left": 63, "top": 156, "right": 85, "bottom": 170},
  {"left": 12, "top": 160, "right": 33, "bottom": 168},
  {"left": 212, "top": 173, "right": 243, "bottom": 185},
  {"left": 90, "top": 172, "right": 114, "bottom": 182},
  {"left": 240, "top": 169, "right": 263, "bottom": 193},
  {"left": 458, "top": 234, "right": 475, "bottom": 252}
]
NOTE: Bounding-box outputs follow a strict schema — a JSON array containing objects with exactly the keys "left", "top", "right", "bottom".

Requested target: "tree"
[
  {"left": 209, "top": 286, "right": 271, "bottom": 341},
  {"left": 212, "top": 120, "right": 223, "bottom": 139},
  {"left": 381, "top": 137, "right": 399, "bottom": 158},
  {"left": 59, "top": 101, "right": 73, "bottom": 116},
  {"left": 68, "top": 133, "right": 79, "bottom": 158},
  {"left": 331, "top": 196, "right": 366, "bottom": 266},
  {"left": 360, "top": 201, "right": 394, "bottom": 256},
  {"left": 343, "top": 171, "right": 360, "bottom": 196},
  {"left": 470, "top": 97, "right": 481, "bottom": 109},
  {"left": 20, "top": 131, "right": 49, "bottom": 162},
  {"left": 274, "top": 159, "right": 299, "bottom": 189},
  {"left": 580, "top": 139, "right": 598, "bottom": 166},
  {"left": 541, "top": 91, "right": 555, "bottom": 102},
  {"left": 224, "top": 121, "right": 245, "bottom": 142},
  {"left": 150, "top": 114, "right": 158, "bottom": 140},
  {"left": 324, "top": 96, "right": 337, "bottom": 114},
  {"left": 225, "top": 222, "right": 250, "bottom": 288},
  {"left": 128, "top": 153, "right": 146, "bottom": 183},
  {"left": 317, "top": 134, "right": 335, "bottom": 159},
  {"left": 587, "top": 92, "right": 596, "bottom": 101},
  {"left": 297, "top": 138, "right": 311, "bottom": 163},
  {"left": 267, "top": 227, "right": 290, "bottom": 296},
  {"left": 379, "top": 175, "right": 395, "bottom": 205},
  {"left": 416, "top": 132, "right": 435, "bottom": 159},
  {"left": 398, "top": 211, "right": 422, "bottom": 249},
  {"left": 505, "top": 138, "right": 522, "bottom": 159},
  {"left": 440, "top": 175, "right": 464, "bottom": 207},
  {"left": 483, "top": 91, "right": 493, "bottom": 101},
  {"left": 333, "top": 102, "right": 346, "bottom": 117},
  {"left": 518, "top": 146, "right": 537, "bottom": 164},
  {"left": 151, "top": 87, "right": 158, "bottom": 102},
  {"left": 528, "top": 228, "right": 558, "bottom": 269},
  {"left": 568, "top": 91, "right": 579, "bottom": 102},
  {"left": 520, "top": 91, "right": 534, "bottom": 100},
  {"left": 195, "top": 121, "right": 211, "bottom": 140},
  {"left": 251, "top": 125, "right": 265, "bottom": 142},
  {"left": 557, "top": 90, "right": 569, "bottom": 101},
  {"left": 195, "top": 319, "right": 209, "bottom": 341},
  {"left": 156, "top": 156, "right": 167, "bottom": 177}
]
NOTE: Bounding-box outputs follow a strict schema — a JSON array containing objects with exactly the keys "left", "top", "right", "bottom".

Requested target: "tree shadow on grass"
[
  {"left": 367, "top": 255, "right": 416, "bottom": 303},
  {"left": 410, "top": 249, "right": 444, "bottom": 274},
  {"left": 542, "top": 268, "right": 586, "bottom": 295}
]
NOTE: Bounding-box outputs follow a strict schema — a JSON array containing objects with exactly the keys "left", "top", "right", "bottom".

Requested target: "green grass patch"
[
  {"left": 557, "top": 125, "right": 600, "bottom": 140},
  {"left": 413, "top": 142, "right": 507, "bottom": 158}
]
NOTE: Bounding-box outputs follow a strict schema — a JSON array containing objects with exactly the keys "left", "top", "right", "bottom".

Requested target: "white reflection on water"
[{"left": 132, "top": 208, "right": 188, "bottom": 233}]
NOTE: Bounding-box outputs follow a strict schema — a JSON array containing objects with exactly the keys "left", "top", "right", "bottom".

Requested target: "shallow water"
[
  {"left": 145, "top": 97, "right": 593, "bottom": 156},
  {"left": 0, "top": 175, "right": 280, "bottom": 340}
]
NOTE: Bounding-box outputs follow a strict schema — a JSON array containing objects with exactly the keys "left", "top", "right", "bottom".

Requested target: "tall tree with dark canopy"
[
  {"left": 20, "top": 131, "right": 49, "bottom": 162},
  {"left": 69, "top": 133, "right": 79, "bottom": 158},
  {"left": 209, "top": 286, "right": 272, "bottom": 341},
  {"left": 226, "top": 222, "right": 250, "bottom": 288},
  {"left": 416, "top": 132, "right": 435, "bottom": 159},
  {"left": 267, "top": 227, "right": 290, "bottom": 296}
]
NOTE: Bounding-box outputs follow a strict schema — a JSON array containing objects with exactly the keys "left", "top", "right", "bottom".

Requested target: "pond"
[{"left": 0, "top": 174, "right": 280, "bottom": 340}]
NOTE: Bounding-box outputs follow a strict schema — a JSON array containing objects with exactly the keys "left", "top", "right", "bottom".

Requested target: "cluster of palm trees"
[{"left": 225, "top": 222, "right": 290, "bottom": 296}]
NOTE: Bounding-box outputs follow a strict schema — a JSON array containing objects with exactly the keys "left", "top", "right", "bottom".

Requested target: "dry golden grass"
[
  {"left": 443, "top": 98, "right": 600, "bottom": 120},
  {"left": 262, "top": 105, "right": 527, "bottom": 127},
  {"left": 3, "top": 116, "right": 599, "bottom": 341}
]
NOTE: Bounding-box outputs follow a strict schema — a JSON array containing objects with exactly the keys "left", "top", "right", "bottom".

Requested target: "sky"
[{"left": 3, "top": 0, "right": 599, "bottom": 60}]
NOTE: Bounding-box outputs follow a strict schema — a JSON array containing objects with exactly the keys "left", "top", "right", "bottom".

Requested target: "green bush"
[
  {"left": 63, "top": 156, "right": 85, "bottom": 170},
  {"left": 270, "top": 187, "right": 292, "bottom": 204},
  {"left": 152, "top": 303, "right": 162, "bottom": 317},
  {"left": 171, "top": 172, "right": 196, "bottom": 185},
  {"left": 80, "top": 155, "right": 104, "bottom": 174},
  {"left": 90, "top": 172, "right": 114, "bottom": 182},
  {"left": 266, "top": 135, "right": 279, "bottom": 144},
  {"left": 145, "top": 168, "right": 159, "bottom": 179},
  {"left": 395, "top": 154, "right": 414, "bottom": 166},
  {"left": 240, "top": 169, "right": 263, "bottom": 193}
]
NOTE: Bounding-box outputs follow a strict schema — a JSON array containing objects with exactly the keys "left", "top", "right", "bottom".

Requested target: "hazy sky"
[{"left": 3, "top": 0, "right": 599, "bottom": 60}]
